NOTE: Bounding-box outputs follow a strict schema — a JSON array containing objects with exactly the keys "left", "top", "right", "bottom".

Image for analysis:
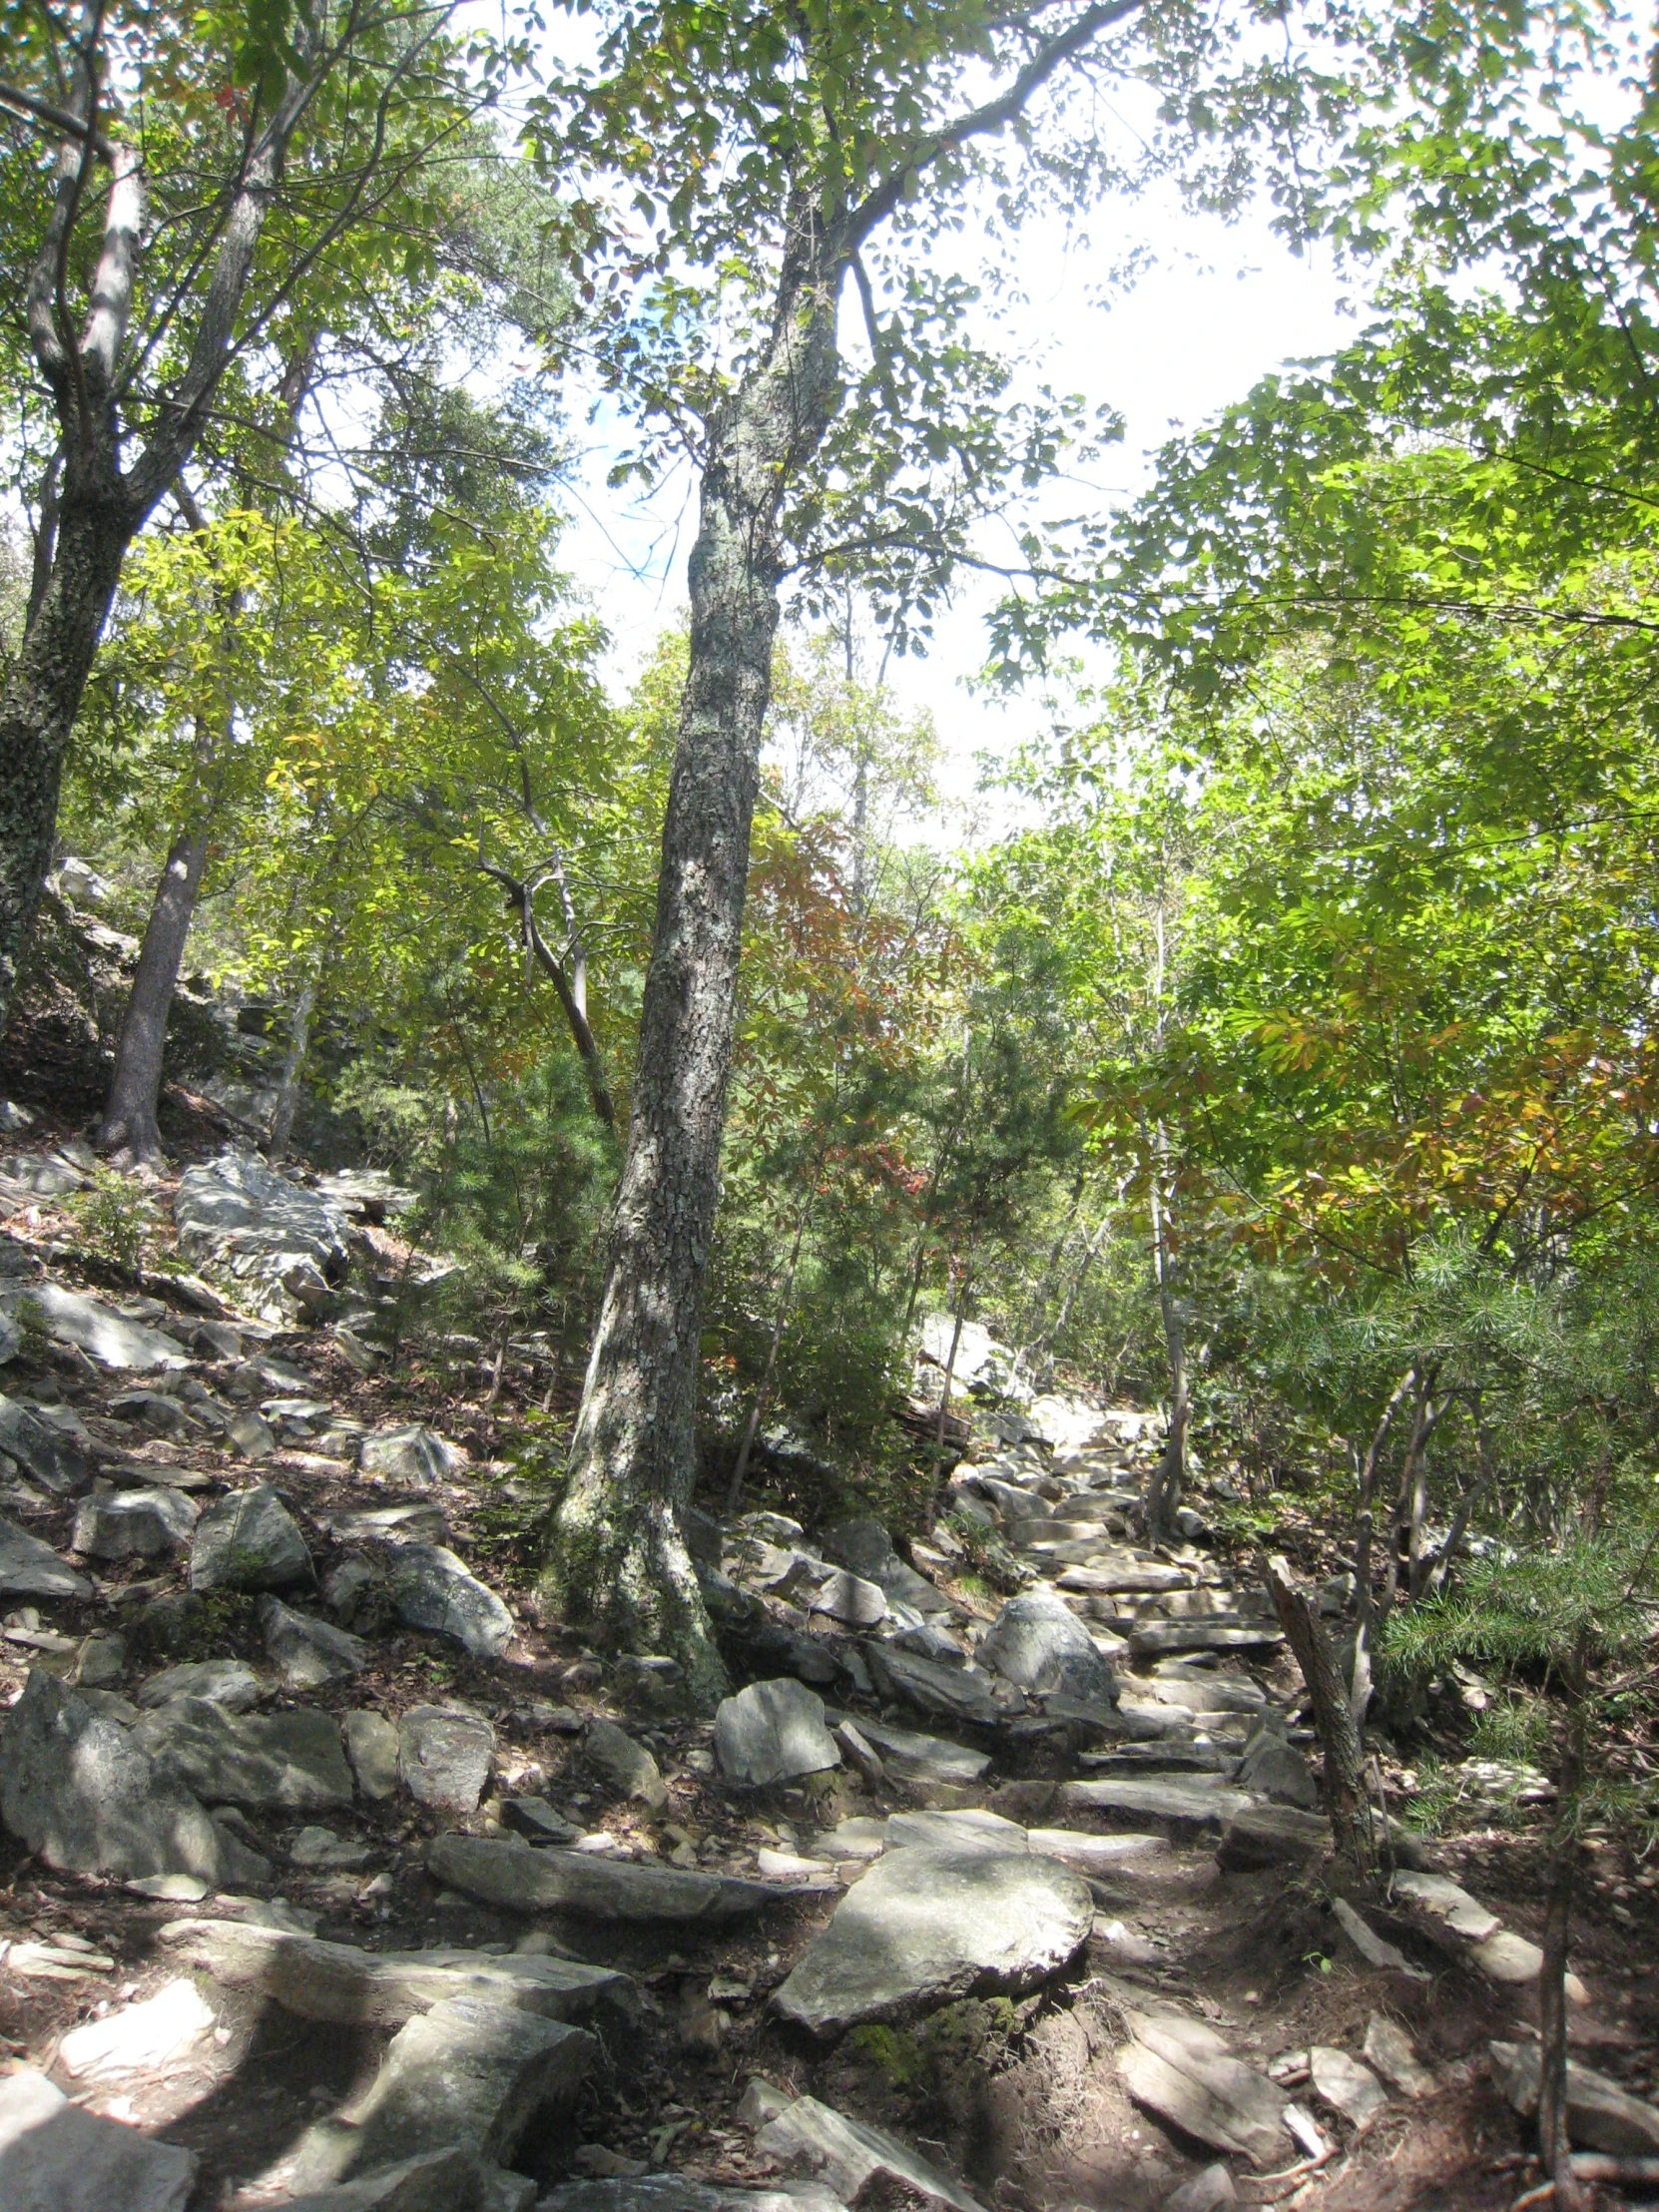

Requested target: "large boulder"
[
  {"left": 73, "top": 1482, "right": 199, "bottom": 1561},
  {"left": 0, "top": 1514, "right": 92, "bottom": 1600},
  {"left": 398, "top": 1704, "right": 495, "bottom": 1812},
  {"left": 773, "top": 1845, "right": 1093, "bottom": 2036},
  {"left": 0, "top": 1671, "right": 262, "bottom": 1885},
  {"left": 190, "top": 1483, "right": 314, "bottom": 1593},
  {"left": 259, "top": 1595, "right": 367, "bottom": 1689},
  {"left": 0, "top": 1283, "right": 189, "bottom": 1371},
  {"left": 716, "top": 1680, "right": 841, "bottom": 1789},
  {"left": 978, "top": 1589, "right": 1118, "bottom": 1705},
  {"left": 175, "top": 1151, "right": 349, "bottom": 1323},
  {"left": 358, "top": 1424, "right": 464, "bottom": 1486},
  {"left": 0, "top": 1393, "right": 92, "bottom": 1495},
  {"left": 132, "top": 1696, "right": 355, "bottom": 1811},
  {"left": 0, "top": 2068, "right": 198, "bottom": 2212},
  {"left": 387, "top": 1544, "right": 513, "bottom": 1659},
  {"left": 821, "top": 1518, "right": 950, "bottom": 1616}
]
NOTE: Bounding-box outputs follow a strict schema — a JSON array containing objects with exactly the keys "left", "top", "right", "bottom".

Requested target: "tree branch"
[{"left": 0, "top": 77, "right": 115, "bottom": 159}]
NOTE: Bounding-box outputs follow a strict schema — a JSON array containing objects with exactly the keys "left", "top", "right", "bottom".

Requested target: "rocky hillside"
[{"left": 0, "top": 1126, "right": 1654, "bottom": 2212}]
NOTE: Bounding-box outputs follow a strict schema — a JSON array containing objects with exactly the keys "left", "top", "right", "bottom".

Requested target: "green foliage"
[{"left": 66, "top": 1169, "right": 161, "bottom": 1280}]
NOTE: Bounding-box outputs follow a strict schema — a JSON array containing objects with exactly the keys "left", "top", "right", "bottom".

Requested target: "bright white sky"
[{"left": 551, "top": 184, "right": 1359, "bottom": 822}]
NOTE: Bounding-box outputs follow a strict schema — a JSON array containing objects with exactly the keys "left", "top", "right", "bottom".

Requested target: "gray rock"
[
  {"left": 1128, "top": 1619, "right": 1285, "bottom": 1658},
  {"left": 278, "top": 2146, "right": 494, "bottom": 2212},
  {"left": 427, "top": 1835, "right": 784, "bottom": 1923},
  {"left": 1119, "top": 2007, "right": 1290, "bottom": 2166},
  {"left": 73, "top": 1481, "right": 199, "bottom": 1559},
  {"left": 0, "top": 1514, "right": 92, "bottom": 1599},
  {"left": 399, "top": 1704, "right": 496, "bottom": 1812},
  {"left": 759, "top": 2095, "right": 983, "bottom": 2212},
  {"left": 1162, "top": 2163, "right": 1237, "bottom": 2212},
  {"left": 359, "top": 1424, "right": 464, "bottom": 1485},
  {"left": 586, "top": 1717, "right": 669, "bottom": 1810},
  {"left": 853, "top": 1719, "right": 989, "bottom": 1787},
  {"left": 57, "top": 1975, "right": 216, "bottom": 2081},
  {"left": 0, "top": 1393, "right": 91, "bottom": 1495},
  {"left": 979, "top": 1589, "right": 1118, "bottom": 1705},
  {"left": 138, "top": 1658, "right": 262, "bottom": 1712},
  {"left": 133, "top": 1696, "right": 355, "bottom": 1811},
  {"left": 291, "top": 1825, "right": 373, "bottom": 1869},
  {"left": 292, "top": 1995, "right": 593, "bottom": 2186},
  {"left": 773, "top": 1845, "right": 1093, "bottom": 2036},
  {"left": 1329, "top": 1898, "right": 1422, "bottom": 1976},
  {"left": 163, "top": 1918, "right": 631, "bottom": 2028},
  {"left": 822, "top": 1518, "right": 950, "bottom": 1615},
  {"left": 501, "top": 1796, "right": 578, "bottom": 1845},
  {"left": 1387, "top": 1870, "right": 1500, "bottom": 1940},
  {"left": 716, "top": 1680, "right": 841, "bottom": 1788},
  {"left": 1056, "top": 1776, "right": 1254, "bottom": 1829},
  {"left": 1234, "top": 1722, "right": 1319, "bottom": 1811},
  {"left": 808, "top": 1570, "right": 888, "bottom": 1628},
  {"left": 1489, "top": 2040, "right": 1659, "bottom": 2155},
  {"left": 0, "top": 1670, "right": 256, "bottom": 1885},
  {"left": 228, "top": 1407, "right": 277, "bottom": 1458},
  {"left": 323, "top": 1501, "right": 450, "bottom": 1546},
  {"left": 862, "top": 1644, "right": 1004, "bottom": 1726},
  {"left": 1216, "top": 1804, "right": 1330, "bottom": 1870},
  {"left": 542, "top": 2183, "right": 845, "bottom": 2212},
  {"left": 1363, "top": 2013, "right": 1434, "bottom": 2098},
  {"left": 176, "top": 1150, "right": 348, "bottom": 1282},
  {"left": 883, "top": 1809, "right": 1026, "bottom": 1855},
  {"left": 324, "top": 1557, "right": 387, "bottom": 1629},
  {"left": 387, "top": 1544, "right": 513, "bottom": 1659},
  {"left": 0, "top": 2067, "right": 198, "bottom": 2211},
  {"left": 190, "top": 1482, "right": 314, "bottom": 1592},
  {"left": 260, "top": 1594, "right": 367, "bottom": 1688},
  {"left": 0, "top": 1283, "right": 189, "bottom": 1371},
  {"left": 1308, "top": 2045, "right": 1388, "bottom": 2128},
  {"left": 73, "top": 1630, "right": 127, "bottom": 1687},
  {"left": 344, "top": 1708, "right": 400, "bottom": 1800}
]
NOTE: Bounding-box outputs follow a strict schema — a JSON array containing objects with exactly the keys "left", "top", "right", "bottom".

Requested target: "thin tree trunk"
[
  {"left": 97, "top": 824, "right": 211, "bottom": 1161},
  {"left": 926, "top": 1261, "right": 971, "bottom": 1523},
  {"left": 544, "top": 189, "right": 842, "bottom": 1706},
  {"left": 1143, "top": 1126, "right": 1187, "bottom": 1546},
  {"left": 1349, "top": 1364, "right": 1418, "bottom": 1728},
  {"left": 1539, "top": 1639, "right": 1587, "bottom": 2208},
  {"left": 266, "top": 971, "right": 316, "bottom": 1164},
  {"left": 1262, "top": 1551, "right": 1375, "bottom": 1872}
]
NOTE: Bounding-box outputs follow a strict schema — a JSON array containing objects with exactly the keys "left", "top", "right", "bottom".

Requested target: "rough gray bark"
[
  {"left": 97, "top": 824, "right": 210, "bottom": 1160},
  {"left": 544, "top": 191, "right": 842, "bottom": 1704},
  {"left": 1261, "top": 1552, "right": 1375, "bottom": 1872},
  {"left": 1348, "top": 1364, "right": 1417, "bottom": 1728},
  {"left": 543, "top": 4, "right": 1146, "bottom": 1704}
]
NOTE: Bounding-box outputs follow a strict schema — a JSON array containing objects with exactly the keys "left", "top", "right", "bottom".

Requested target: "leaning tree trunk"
[
  {"left": 98, "top": 824, "right": 211, "bottom": 1161},
  {"left": 0, "top": 477, "right": 132, "bottom": 1030},
  {"left": 1262, "top": 1552, "right": 1376, "bottom": 1872},
  {"left": 543, "top": 192, "right": 843, "bottom": 1707}
]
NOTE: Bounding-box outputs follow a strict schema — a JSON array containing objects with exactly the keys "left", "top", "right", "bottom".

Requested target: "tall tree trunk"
[
  {"left": 1349, "top": 1364, "right": 1418, "bottom": 1728},
  {"left": 543, "top": 191, "right": 842, "bottom": 1706},
  {"left": 0, "top": 482, "right": 131, "bottom": 1028},
  {"left": 98, "top": 824, "right": 211, "bottom": 1160}
]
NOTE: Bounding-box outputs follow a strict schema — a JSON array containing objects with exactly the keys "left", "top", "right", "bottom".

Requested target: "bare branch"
[{"left": 0, "top": 77, "right": 114, "bottom": 158}]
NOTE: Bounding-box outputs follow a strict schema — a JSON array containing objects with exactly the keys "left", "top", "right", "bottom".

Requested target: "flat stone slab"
[
  {"left": 0, "top": 2067, "right": 198, "bottom": 2210},
  {"left": 279, "top": 2146, "right": 496, "bottom": 2211},
  {"left": 717, "top": 1679, "right": 841, "bottom": 1788},
  {"left": 2, "top": 1284, "right": 189, "bottom": 1371},
  {"left": 428, "top": 1834, "right": 787, "bottom": 1922},
  {"left": 852, "top": 1719, "right": 989, "bottom": 1786},
  {"left": 1364, "top": 2013, "right": 1434, "bottom": 2099},
  {"left": 861, "top": 1645, "right": 1005, "bottom": 1726},
  {"left": 1119, "top": 2007, "right": 1290, "bottom": 2166},
  {"left": 544, "top": 2182, "right": 846, "bottom": 2212},
  {"left": 1491, "top": 2039, "right": 1659, "bottom": 2156},
  {"left": 133, "top": 1696, "right": 355, "bottom": 1811},
  {"left": 759, "top": 2094, "right": 984, "bottom": 2212},
  {"left": 57, "top": 1975, "right": 216, "bottom": 2080},
  {"left": 387, "top": 1543, "right": 513, "bottom": 1659},
  {"left": 1057, "top": 1561, "right": 1192, "bottom": 1595},
  {"left": 190, "top": 1482, "right": 314, "bottom": 1593},
  {"left": 1027, "top": 1828, "right": 1170, "bottom": 1875},
  {"left": 161, "top": 1917, "right": 632, "bottom": 2026},
  {"left": 773, "top": 1845, "right": 1093, "bottom": 2036},
  {"left": 1217, "top": 1804, "right": 1331, "bottom": 1870},
  {"left": 883, "top": 1809, "right": 1027, "bottom": 1855},
  {"left": 294, "top": 1995, "right": 594, "bottom": 2185},
  {"left": 1309, "top": 2045, "right": 1388, "bottom": 2128},
  {"left": 0, "top": 1671, "right": 252, "bottom": 1885},
  {"left": 0, "top": 1513, "right": 92, "bottom": 1599},
  {"left": 138, "top": 1658, "right": 262, "bottom": 1711},
  {"left": 1128, "top": 1620, "right": 1285, "bottom": 1658},
  {"left": 358, "top": 1423, "right": 465, "bottom": 1485},
  {"left": 1057, "top": 1776, "right": 1255, "bottom": 1828}
]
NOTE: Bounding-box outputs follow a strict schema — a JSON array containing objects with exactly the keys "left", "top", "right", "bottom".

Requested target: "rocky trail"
[{"left": 0, "top": 1132, "right": 1653, "bottom": 2212}]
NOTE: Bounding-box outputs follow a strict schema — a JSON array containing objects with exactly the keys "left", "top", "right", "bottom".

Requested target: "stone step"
[
  {"left": 1055, "top": 1775, "right": 1255, "bottom": 1828},
  {"left": 427, "top": 1835, "right": 792, "bottom": 1922},
  {"left": 160, "top": 1918, "right": 635, "bottom": 2027},
  {"left": 1127, "top": 1619, "right": 1285, "bottom": 1658}
]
